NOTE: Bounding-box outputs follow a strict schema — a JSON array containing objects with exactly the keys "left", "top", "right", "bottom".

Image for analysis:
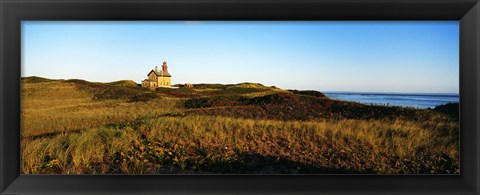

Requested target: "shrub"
[
  {"left": 128, "top": 93, "right": 159, "bottom": 102},
  {"left": 288, "top": 89, "right": 327, "bottom": 98},
  {"left": 157, "top": 87, "right": 199, "bottom": 98},
  {"left": 185, "top": 98, "right": 212, "bottom": 108},
  {"left": 434, "top": 103, "right": 459, "bottom": 120},
  {"left": 245, "top": 93, "right": 298, "bottom": 105},
  {"left": 184, "top": 95, "right": 242, "bottom": 108}
]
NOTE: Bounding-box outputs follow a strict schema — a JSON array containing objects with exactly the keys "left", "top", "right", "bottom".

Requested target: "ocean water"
[{"left": 324, "top": 92, "right": 459, "bottom": 109}]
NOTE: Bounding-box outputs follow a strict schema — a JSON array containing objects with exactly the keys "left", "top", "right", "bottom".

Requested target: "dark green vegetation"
[
  {"left": 433, "top": 102, "right": 459, "bottom": 120},
  {"left": 21, "top": 77, "right": 459, "bottom": 174}
]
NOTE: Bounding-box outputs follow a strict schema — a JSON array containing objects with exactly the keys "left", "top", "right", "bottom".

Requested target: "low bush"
[
  {"left": 157, "top": 87, "right": 200, "bottom": 98},
  {"left": 186, "top": 92, "right": 440, "bottom": 122},
  {"left": 434, "top": 103, "right": 459, "bottom": 120},
  {"left": 244, "top": 93, "right": 298, "bottom": 105},
  {"left": 128, "top": 93, "right": 159, "bottom": 102},
  {"left": 288, "top": 89, "right": 327, "bottom": 98},
  {"left": 185, "top": 95, "right": 243, "bottom": 108}
]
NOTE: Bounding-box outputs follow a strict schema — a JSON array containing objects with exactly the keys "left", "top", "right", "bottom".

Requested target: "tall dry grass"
[{"left": 22, "top": 115, "right": 458, "bottom": 174}]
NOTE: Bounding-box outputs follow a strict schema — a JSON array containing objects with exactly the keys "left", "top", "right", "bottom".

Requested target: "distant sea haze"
[{"left": 324, "top": 92, "right": 459, "bottom": 109}]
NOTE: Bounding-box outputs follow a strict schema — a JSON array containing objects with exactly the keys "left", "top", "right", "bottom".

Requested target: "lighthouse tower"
[{"left": 162, "top": 61, "right": 168, "bottom": 73}]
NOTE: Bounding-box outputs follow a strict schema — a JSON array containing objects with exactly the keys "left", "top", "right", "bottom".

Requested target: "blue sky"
[{"left": 22, "top": 21, "right": 459, "bottom": 93}]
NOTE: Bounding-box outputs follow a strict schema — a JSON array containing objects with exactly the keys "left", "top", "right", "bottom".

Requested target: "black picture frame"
[{"left": 1, "top": 0, "right": 479, "bottom": 194}]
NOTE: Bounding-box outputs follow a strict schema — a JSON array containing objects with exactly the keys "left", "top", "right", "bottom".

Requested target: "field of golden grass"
[{"left": 21, "top": 77, "right": 459, "bottom": 174}]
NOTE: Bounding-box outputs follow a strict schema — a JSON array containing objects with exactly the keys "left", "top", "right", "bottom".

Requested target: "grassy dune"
[{"left": 21, "top": 77, "right": 459, "bottom": 174}]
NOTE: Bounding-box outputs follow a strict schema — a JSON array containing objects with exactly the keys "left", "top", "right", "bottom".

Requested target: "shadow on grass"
[
  {"left": 130, "top": 152, "right": 374, "bottom": 174},
  {"left": 21, "top": 128, "right": 86, "bottom": 140},
  {"left": 196, "top": 153, "right": 373, "bottom": 174}
]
